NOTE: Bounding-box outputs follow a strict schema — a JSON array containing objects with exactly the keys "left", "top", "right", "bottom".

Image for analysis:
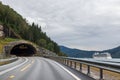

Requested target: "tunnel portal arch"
[{"left": 10, "top": 43, "right": 36, "bottom": 57}]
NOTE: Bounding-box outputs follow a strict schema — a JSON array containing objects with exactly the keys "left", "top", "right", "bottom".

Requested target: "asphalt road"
[{"left": 0, "top": 57, "right": 94, "bottom": 80}]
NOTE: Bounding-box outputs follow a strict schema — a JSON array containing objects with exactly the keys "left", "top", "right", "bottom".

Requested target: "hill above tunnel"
[{"left": 0, "top": 2, "right": 60, "bottom": 55}]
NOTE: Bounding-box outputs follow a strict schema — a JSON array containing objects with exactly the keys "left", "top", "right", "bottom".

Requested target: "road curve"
[{"left": 0, "top": 57, "right": 94, "bottom": 80}]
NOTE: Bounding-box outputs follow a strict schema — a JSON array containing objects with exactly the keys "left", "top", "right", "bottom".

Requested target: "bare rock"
[
  {"left": 0, "top": 31, "right": 4, "bottom": 37},
  {"left": 0, "top": 25, "right": 3, "bottom": 31}
]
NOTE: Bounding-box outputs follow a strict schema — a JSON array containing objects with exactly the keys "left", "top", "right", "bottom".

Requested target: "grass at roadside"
[
  {"left": 0, "top": 38, "right": 18, "bottom": 53},
  {"left": 0, "top": 61, "right": 10, "bottom": 66}
]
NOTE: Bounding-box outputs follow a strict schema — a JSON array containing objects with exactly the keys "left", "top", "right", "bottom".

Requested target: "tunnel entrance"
[{"left": 10, "top": 43, "right": 36, "bottom": 57}]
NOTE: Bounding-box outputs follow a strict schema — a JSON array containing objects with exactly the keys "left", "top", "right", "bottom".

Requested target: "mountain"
[
  {"left": 60, "top": 46, "right": 120, "bottom": 58},
  {"left": 101, "top": 46, "right": 120, "bottom": 58},
  {"left": 60, "top": 46, "right": 96, "bottom": 58}
]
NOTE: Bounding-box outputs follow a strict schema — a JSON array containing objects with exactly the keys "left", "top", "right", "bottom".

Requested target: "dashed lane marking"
[
  {"left": 9, "top": 75, "right": 15, "bottom": 79},
  {"left": 20, "top": 64, "right": 31, "bottom": 72}
]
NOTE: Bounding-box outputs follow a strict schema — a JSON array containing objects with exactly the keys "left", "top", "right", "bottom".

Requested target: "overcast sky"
[{"left": 1, "top": 0, "right": 120, "bottom": 50}]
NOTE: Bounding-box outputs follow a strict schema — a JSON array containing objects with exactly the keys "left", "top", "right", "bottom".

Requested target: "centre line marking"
[
  {"left": 20, "top": 64, "right": 31, "bottom": 72},
  {"left": 9, "top": 75, "right": 15, "bottom": 79}
]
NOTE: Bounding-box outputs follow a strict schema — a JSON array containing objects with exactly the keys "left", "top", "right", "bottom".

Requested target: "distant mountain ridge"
[{"left": 60, "top": 46, "right": 120, "bottom": 58}]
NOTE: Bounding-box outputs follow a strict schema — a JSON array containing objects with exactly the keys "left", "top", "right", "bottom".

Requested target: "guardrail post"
[
  {"left": 87, "top": 65, "right": 90, "bottom": 76},
  {"left": 66, "top": 59, "right": 67, "bottom": 65},
  {"left": 64, "top": 59, "right": 66, "bottom": 64},
  {"left": 65, "top": 59, "right": 67, "bottom": 65},
  {"left": 80, "top": 63, "right": 82, "bottom": 72},
  {"left": 64, "top": 59, "right": 65, "bottom": 64},
  {"left": 67, "top": 60, "right": 69, "bottom": 66},
  {"left": 63, "top": 59, "right": 64, "bottom": 64},
  {"left": 74, "top": 62, "right": 76, "bottom": 69},
  {"left": 70, "top": 61, "right": 72, "bottom": 67},
  {"left": 99, "top": 68, "right": 103, "bottom": 80},
  {"left": 68, "top": 60, "right": 69, "bottom": 66},
  {"left": 62, "top": 59, "right": 64, "bottom": 63}
]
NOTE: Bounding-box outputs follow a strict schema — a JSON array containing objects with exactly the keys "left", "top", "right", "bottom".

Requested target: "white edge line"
[
  {"left": 54, "top": 62, "right": 81, "bottom": 80},
  {"left": 0, "top": 58, "right": 28, "bottom": 75}
]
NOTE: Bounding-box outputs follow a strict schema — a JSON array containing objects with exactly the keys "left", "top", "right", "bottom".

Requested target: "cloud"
[{"left": 1, "top": 0, "right": 120, "bottom": 50}]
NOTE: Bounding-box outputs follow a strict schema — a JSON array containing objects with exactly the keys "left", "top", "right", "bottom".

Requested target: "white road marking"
[
  {"left": 54, "top": 61, "right": 81, "bottom": 80},
  {"left": 0, "top": 58, "right": 28, "bottom": 75}
]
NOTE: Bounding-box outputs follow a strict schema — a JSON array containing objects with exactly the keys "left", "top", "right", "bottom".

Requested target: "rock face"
[
  {"left": 0, "top": 25, "right": 3, "bottom": 30},
  {"left": 0, "top": 25, "right": 4, "bottom": 38},
  {"left": 0, "top": 31, "right": 4, "bottom": 37}
]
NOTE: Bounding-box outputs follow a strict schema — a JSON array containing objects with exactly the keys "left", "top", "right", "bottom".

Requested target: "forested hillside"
[
  {"left": 0, "top": 2, "right": 60, "bottom": 55},
  {"left": 60, "top": 46, "right": 95, "bottom": 58},
  {"left": 60, "top": 46, "right": 120, "bottom": 58}
]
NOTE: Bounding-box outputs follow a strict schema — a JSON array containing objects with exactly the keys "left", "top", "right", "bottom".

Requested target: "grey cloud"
[{"left": 1, "top": 0, "right": 120, "bottom": 50}]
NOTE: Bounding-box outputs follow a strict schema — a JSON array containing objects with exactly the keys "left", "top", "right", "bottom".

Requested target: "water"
[{"left": 72, "top": 58, "right": 120, "bottom": 66}]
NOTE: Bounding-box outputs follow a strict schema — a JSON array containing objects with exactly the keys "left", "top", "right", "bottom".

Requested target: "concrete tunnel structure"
[
  {"left": 4, "top": 41, "right": 37, "bottom": 57},
  {"left": 10, "top": 43, "right": 36, "bottom": 56}
]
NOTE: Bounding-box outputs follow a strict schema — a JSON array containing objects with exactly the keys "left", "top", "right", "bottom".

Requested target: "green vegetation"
[
  {"left": 0, "top": 38, "right": 18, "bottom": 53},
  {"left": 0, "top": 2, "right": 62, "bottom": 55}
]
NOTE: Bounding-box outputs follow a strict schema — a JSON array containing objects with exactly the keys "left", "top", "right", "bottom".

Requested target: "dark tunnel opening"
[{"left": 10, "top": 43, "right": 36, "bottom": 57}]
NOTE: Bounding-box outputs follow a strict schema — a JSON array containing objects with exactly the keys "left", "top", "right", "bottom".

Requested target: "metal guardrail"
[{"left": 48, "top": 56, "right": 120, "bottom": 80}]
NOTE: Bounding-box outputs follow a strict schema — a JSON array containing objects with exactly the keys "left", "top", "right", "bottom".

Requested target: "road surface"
[{"left": 0, "top": 57, "right": 94, "bottom": 80}]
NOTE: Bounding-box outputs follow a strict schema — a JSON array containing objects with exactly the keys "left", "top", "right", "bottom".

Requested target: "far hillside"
[{"left": 60, "top": 46, "right": 120, "bottom": 58}]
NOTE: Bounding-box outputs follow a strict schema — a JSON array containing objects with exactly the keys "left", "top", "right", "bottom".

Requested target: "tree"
[
  {"left": 47, "top": 42, "right": 54, "bottom": 51},
  {"left": 37, "top": 39, "right": 47, "bottom": 48}
]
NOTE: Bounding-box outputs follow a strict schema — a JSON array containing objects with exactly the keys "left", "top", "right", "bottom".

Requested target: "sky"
[{"left": 1, "top": 0, "right": 120, "bottom": 51}]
